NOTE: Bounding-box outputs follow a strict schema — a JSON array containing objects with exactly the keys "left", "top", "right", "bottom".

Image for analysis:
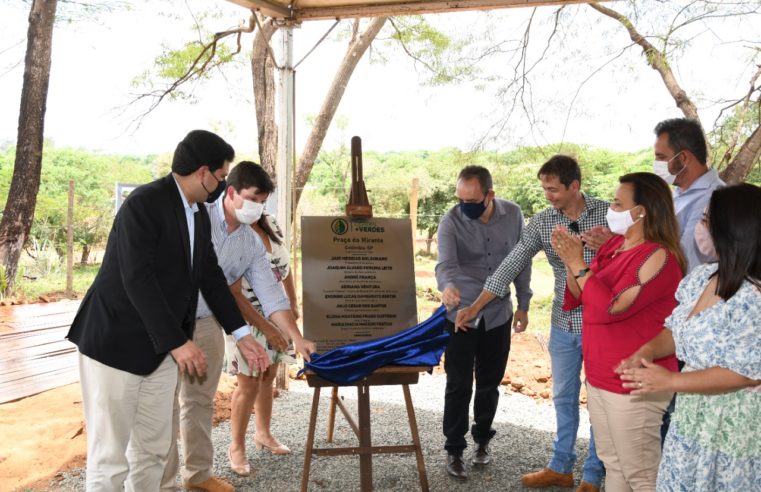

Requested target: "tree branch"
[
  {"left": 127, "top": 15, "right": 256, "bottom": 129},
  {"left": 718, "top": 64, "right": 761, "bottom": 169},
  {"left": 588, "top": 2, "right": 701, "bottom": 121}
]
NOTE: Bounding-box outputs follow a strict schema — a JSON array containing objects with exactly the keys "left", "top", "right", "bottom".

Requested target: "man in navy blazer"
[{"left": 67, "top": 130, "right": 270, "bottom": 491}]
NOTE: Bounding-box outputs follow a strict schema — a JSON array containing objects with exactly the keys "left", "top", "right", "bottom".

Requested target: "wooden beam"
[
  {"left": 227, "top": 0, "right": 292, "bottom": 19},
  {"left": 296, "top": 0, "right": 590, "bottom": 20},
  {"left": 228, "top": 0, "right": 598, "bottom": 21}
]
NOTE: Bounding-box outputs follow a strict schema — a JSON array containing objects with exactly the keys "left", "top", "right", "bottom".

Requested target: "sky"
[{"left": 0, "top": 1, "right": 759, "bottom": 158}]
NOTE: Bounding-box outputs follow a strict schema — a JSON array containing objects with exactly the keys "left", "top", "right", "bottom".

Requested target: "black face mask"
[
  {"left": 459, "top": 198, "right": 487, "bottom": 220},
  {"left": 203, "top": 173, "right": 226, "bottom": 203}
]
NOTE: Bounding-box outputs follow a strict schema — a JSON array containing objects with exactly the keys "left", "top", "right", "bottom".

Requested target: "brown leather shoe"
[
  {"left": 521, "top": 468, "right": 574, "bottom": 488},
  {"left": 576, "top": 482, "right": 600, "bottom": 492},
  {"left": 183, "top": 476, "right": 234, "bottom": 492}
]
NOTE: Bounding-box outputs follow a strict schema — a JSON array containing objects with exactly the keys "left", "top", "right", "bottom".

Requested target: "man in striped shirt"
[
  {"left": 162, "top": 163, "right": 315, "bottom": 492},
  {"left": 457, "top": 155, "right": 608, "bottom": 492}
]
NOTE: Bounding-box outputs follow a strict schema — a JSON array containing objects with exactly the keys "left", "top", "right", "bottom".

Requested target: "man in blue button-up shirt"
[
  {"left": 653, "top": 117, "right": 725, "bottom": 273},
  {"left": 435, "top": 165, "right": 532, "bottom": 480}
]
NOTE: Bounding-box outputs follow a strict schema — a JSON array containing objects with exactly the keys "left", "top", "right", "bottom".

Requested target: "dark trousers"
[{"left": 443, "top": 318, "right": 511, "bottom": 455}]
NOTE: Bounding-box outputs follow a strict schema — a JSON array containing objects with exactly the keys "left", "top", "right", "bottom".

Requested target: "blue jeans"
[{"left": 547, "top": 326, "right": 605, "bottom": 486}]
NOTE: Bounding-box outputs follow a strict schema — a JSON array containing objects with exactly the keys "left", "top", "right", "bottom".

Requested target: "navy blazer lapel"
[
  {"left": 192, "top": 210, "right": 204, "bottom": 281},
  {"left": 164, "top": 174, "right": 193, "bottom": 275}
]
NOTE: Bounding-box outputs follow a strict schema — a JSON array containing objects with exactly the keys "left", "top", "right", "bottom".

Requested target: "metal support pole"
[{"left": 276, "top": 26, "right": 295, "bottom": 252}]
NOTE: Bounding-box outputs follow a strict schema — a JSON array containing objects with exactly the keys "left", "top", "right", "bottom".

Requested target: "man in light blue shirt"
[
  {"left": 163, "top": 163, "right": 315, "bottom": 492},
  {"left": 653, "top": 118, "right": 724, "bottom": 272}
]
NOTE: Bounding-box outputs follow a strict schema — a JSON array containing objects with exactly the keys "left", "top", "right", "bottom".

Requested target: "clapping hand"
[
  {"left": 581, "top": 226, "right": 614, "bottom": 251},
  {"left": 551, "top": 225, "right": 585, "bottom": 269}
]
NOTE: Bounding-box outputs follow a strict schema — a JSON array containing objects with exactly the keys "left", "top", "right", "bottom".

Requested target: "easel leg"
[
  {"left": 327, "top": 386, "right": 338, "bottom": 443},
  {"left": 357, "top": 384, "right": 373, "bottom": 491},
  {"left": 301, "top": 387, "right": 321, "bottom": 492},
  {"left": 403, "top": 384, "right": 429, "bottom": 492}
]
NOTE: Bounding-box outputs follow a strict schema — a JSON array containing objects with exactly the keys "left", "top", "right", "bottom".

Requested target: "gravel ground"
[{"left": 48, "top": 372, "right": 597, "bottom": 491}]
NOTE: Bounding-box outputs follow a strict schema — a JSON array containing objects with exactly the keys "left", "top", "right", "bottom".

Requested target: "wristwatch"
[{"left": 574, "top": 267, "right": 590, "bottom": 279}]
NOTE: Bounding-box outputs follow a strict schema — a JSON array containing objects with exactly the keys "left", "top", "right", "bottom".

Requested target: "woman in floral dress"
[
  {"left": 225, "top": 163, "right": 305, "bottom": 474},
  {"left": 619, "top": 183, "right": 761, "bottom": 491}
]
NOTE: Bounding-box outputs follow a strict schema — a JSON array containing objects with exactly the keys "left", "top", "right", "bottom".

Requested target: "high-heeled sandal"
[
  {"left": 227, "top": 446, "right": 251, "bottom": 476},
  {"left": 254, "top": 436, "right": 291, "bottom": 455}
]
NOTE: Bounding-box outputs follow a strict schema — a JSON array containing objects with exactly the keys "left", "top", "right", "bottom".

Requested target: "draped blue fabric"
[{"left": 300, "top": 305, "right": 449, "bottom": 385}]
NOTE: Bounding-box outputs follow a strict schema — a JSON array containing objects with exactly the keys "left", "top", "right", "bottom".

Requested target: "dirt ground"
[{"left": 0, "top": 332, "right": 578, "bottom": 491}]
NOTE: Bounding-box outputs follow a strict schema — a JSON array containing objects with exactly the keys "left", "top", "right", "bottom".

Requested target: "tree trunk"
[
  {"left": 252, "top": 16, "right": 278, "bottom": 178},
  {"left": 425, "top": 237, "right": 433, "bottom": 255},
  {"left": 80, "top": 243, "right": 90, "bottom": 265},
  {"left": 721, "top": 123, "right": 761, "bottom": 184},
  {"left": 0, "top": 0, "right": 58, "bottom": 295},
  {"left": 293, "top": 17, "right": 387, "bottom": 212},
  {"left": 588, "top": 3, "right": 700, "bottom": 122}
]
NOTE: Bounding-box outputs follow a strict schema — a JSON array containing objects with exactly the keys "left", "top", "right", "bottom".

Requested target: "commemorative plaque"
[{"left": 301, "top": 216, "right": 418, "bottom": 352}]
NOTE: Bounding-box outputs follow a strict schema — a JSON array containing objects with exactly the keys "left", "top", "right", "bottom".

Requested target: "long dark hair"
[
  {"left": 229, "top": 161, "right": 281, "bottom": 245},
  {"left": 619, "top": 172, "right": 687, "bottom": 274},
  {"left": 708, "top": 183, "right": 761, "bottom": 299}
]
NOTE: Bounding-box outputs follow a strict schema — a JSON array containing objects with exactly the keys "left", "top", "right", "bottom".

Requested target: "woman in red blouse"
[{"left": 551, "top": 172, "right": 686, "bottom": 492}]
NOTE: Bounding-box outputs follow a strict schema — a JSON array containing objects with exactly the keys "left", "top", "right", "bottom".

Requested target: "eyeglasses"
[{"left": 568, "top": 221, "right": 580, "bottom": 234}]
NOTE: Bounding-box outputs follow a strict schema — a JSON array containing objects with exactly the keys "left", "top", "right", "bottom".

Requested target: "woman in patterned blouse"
[{"left": 619, "top": 183, "right": 761, "bottom": 491}]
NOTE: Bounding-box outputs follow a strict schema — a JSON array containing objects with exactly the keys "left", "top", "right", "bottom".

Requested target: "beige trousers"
[
  {"left": 79, "top": 352, "right": 177, "bottom": 492},
  {"left": 161, "top": 317, "right": 226, "bottom": 489},
  {"left": 586, "top": 383, "right": 673, "bottom": 492}
]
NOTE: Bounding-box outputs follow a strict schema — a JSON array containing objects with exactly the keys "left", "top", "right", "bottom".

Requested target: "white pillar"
[{"left": 276, "top": 26, "right": 295, "bottom": 251}]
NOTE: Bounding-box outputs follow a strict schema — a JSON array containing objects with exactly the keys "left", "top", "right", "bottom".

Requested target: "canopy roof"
[{"left": 227, "top": 0, "right": 590, "bottom": 22}]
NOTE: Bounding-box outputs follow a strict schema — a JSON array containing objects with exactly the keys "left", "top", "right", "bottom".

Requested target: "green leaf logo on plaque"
[{"left": 331, "top": 218, "right": 349, "bottom": 235}]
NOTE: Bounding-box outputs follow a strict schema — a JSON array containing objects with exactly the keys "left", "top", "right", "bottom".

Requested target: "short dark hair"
[
  {"left": 227, "top": 161, "right": 275, "bottom": 195},
  {"left": 457, "top": 165, "right": 492, "bottom": 195},
  {"left": 537, "top": 154, "right": 581, "bottom": 187},
  {"left": 708, "top": 183, "right": 761, "bottom": 299},
  {"left": 654, "top": 118, "right": 707, "bottom": 165},
  {"left": 171, "top": 130, "right": 235, "bottom": 176},
  {"left": 228, "top": 161, "right": 282, "bottom": 245},
  {"left": 619, "top": 172, "right": 687, "bottom": 274}
]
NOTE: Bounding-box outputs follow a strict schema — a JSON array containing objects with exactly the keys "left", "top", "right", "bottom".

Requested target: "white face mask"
[
  {"left": 606, "top": 206, "right": 643, "bottom": 235},
  {"left": 653, "top": 151, "right": 684, "bottom": 185},
  {"left": 234, "top": 199, "right": 264, "bottom": 225}
]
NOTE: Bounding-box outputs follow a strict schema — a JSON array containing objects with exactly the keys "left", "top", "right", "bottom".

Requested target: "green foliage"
[
  {"left": 133, "top": 37, "right": 239, "bottom": 102},
  {"left": 303, "top": 143, "right": 652, "bottom": 225},
  {"left": 376, "top": 16, "right": 478, "bottom": 85},
  {"left": 0, "top": 145, "right": 154, "bottom": 261},
  {"left": 710, "top": 105, "right": 761, "bottom": 183},
  {"left": 417, "top": 186, "right": 456, "bottom": 239}
]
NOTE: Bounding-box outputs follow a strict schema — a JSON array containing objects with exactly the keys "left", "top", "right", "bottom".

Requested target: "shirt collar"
[
  {"left": 172, "top": 174, "right": 199, "bottom": 214},
  {"left": 674, "top": 168, "right": 720, "bottom": 197},
  {"left": 551, "top": 193, "right": 599, "bottom": 221}
]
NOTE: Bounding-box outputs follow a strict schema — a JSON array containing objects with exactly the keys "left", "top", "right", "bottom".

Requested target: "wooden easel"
[
  {"left": 300, "top": 366, "right": 431, "bottom": 492},
  {"left": 300, "top": 139, "right": 428, "bottom": 490}
]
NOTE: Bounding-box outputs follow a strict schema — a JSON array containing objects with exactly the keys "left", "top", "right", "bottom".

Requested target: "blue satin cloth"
[{"left": 300, "top": 305, "right": 449, "bottom": 385}]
